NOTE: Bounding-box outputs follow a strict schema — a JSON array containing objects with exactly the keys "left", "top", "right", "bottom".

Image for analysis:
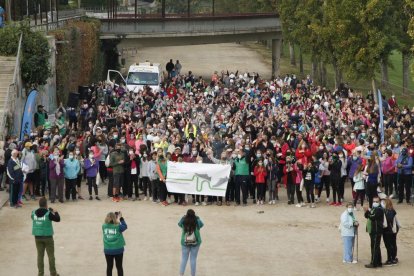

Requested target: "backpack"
[{"left": 184, "top": 231, "right": 197, "bottom": 246}]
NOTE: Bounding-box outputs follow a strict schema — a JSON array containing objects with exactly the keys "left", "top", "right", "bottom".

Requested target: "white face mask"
[
  {"left": 75, "top": 150, "right": 80, "bottom": 155},
  {"left": 69, "top": 154, "right": 74, "bottom": 160},
  {"left": 372, "top": 202, "right": 380, "bottom": 208},
  {"left": 129, "top": 151, "right": 134, "bottom": 155},
  {"left": 347, "top": 208, "right": 353, "bottom": 213},
  {"left": 232, "top": 154, "right": 236, "bottom": 158},
  {"left": 237, "top": 154, "right": 242, "bottom": 159},
  {"left": 89, "top": 154, "right": 94, "bottom": 159}
]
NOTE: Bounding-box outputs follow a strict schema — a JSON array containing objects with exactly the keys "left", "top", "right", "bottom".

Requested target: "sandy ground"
[
  {"left": 0, "top": 184, "right": 414, "bottom": 276},
  {"left": 116, "top": 42, "right": 272, "bottom": 79}
]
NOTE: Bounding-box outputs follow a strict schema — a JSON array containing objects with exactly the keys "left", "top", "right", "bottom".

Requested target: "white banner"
[{"left": 166, "top": 162, "right": 231, "bottom": 196}]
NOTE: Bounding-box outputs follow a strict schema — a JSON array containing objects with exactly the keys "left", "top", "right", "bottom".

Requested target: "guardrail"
[
  {"left": 30, "top": 16, "right": 84, "bottom": 32},
  {"left": 0, "top": 33, "right": 23, "bottom": 140}
]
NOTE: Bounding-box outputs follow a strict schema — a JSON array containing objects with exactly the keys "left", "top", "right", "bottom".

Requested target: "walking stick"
[{"left": 355, "top": 226, "right": 359, "bottom": 262}]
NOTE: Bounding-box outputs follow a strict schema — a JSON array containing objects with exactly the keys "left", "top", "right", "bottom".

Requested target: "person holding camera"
[
  {"left": 32, "top": 197, "right": 61, "bottom": 276},
  {"left": 178, "top": 209, "right": 204, "bottom": 276},
  {"left": 102, "top": 211, "right": 127, "bottom": 276},
  {"left": 340, "top": 202, "right": 359, "bottom": 263}
]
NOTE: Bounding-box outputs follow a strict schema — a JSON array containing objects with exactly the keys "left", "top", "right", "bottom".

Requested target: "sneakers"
[
  {"left": 384, "top": 260, "right": 393, "bottom": 267},
  {"left": 295, "top": 203, "right": 302, "bottom": 207},
  {"left": 161, "top": 201, "right": 169, "bottom": 206},
  {"left": 301, "top": 202, "right": 306, "bottom": 207},
  {"left": 195, "top": 202, "right": 200, "bottom": 206},
  {"left": 260, "top": 200, "right": 264, "bottom": 205},
  {"left": 329, "top": 202, "right": 336, "bottom": 206},
  {"left": 95, "top": 196, "right": 101, "bottom": 201},
  {"left": 78, "top": 196, "right": 84, "bottom": 200},
  {"left": 257, "top": 201, "right": 260, "bottom": 206},
  {"left": 352, "top": 260, "right": 358, "bottom": 264},
  {"left": 143, "top": 196, "right": 148, "bottom": 201},
  {"left": 326, "top": 198, "right": 330, "bottom": 203},
  {"left": 335, "top": 202, "right": 342, "bottom": 206},
  {"left": 310, "top": 203, "right": 316, "bottom": 208},
  {"left": 268, "top": 201, "right": 273, "bottom": 205},
  {"left": 202, "top": 202, "right": 207, "bottom": 206},
  {"left": 112, "top": 197, "right": 117, "bottom": 202},
  {"left": 226, "top": 201, "right": 231, "bottom": 206},
  {"left": 89, "top": 196, "right": 93, "bottom": 200},
  {"left": 217, "top": 201, "right": 222, "bottom": 206},
  {"left": 149, "top": 197, "right": 153, "bottom": 201}
]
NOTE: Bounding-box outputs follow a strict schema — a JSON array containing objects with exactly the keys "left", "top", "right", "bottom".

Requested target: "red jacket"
[
  {"left": 295, "top": 148, "right": 312, "bottom": 165},
  {"left": 254, "top": 166, "right": 267, "bottom": 184}
]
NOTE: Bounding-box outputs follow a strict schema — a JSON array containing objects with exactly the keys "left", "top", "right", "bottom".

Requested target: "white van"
[{"left": 107, "top": 62, "right": 163, "bottom": 93}]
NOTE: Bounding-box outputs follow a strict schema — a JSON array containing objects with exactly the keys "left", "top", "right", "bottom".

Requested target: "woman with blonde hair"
[{"left": 102, "top": 212, "right": 128, "bottom": 276}]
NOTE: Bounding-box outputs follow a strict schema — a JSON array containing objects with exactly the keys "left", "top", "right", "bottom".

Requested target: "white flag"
[{"left": 166, "top": 162, "right": 231, "bottom": 196}]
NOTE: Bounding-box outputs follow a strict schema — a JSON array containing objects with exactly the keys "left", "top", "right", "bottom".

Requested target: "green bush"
[{"left": 0, "top": 23, "right": 50, "bottom": 87}]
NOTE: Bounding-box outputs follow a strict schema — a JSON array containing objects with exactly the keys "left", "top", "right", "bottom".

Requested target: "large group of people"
[
  {"left": 0, "top": 62, "right": 410, "bottom": 274},
  {"left": 1, "top": 67, "right": 413, "bottom": 211}
]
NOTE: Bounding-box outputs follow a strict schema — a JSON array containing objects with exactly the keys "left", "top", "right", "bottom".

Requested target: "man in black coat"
[{"left": 364, "top": 196, "right": 384, "bottom": 268}]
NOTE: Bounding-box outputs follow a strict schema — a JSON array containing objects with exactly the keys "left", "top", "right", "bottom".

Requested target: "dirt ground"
[
  {"left": 116, "top": 42, "right": 272, "bottom": 79},
  {"left": 0, "top": 184, "right": 413, "bottom": 276}
]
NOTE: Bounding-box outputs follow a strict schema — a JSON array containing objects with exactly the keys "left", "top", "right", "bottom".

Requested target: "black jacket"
[
  {"left": 34, "top": 208, "right": 61, "bottom": 222},
  {"left": 365, "top": 206, "right": 384, "bottom": 235}
]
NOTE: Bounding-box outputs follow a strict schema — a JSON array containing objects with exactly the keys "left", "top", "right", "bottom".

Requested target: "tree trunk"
[
  {"left": 319, "top": 61, "right": 327, "bottom": 87},
  {"left": 372, "top": 78, "right": 378, "bottom": 103},
  {"left": 280, "top": 40, "right": 284, "bottom": 57},
  {"left": 289, "top": 42, "right": 296, "bottom": 66},
  {"left": 311, "top": 58, "right": 318, "bottom": 83},
  {"left": 299, "top": 47, "right": 304, "bottom": 74},
  {"left": 403, "top": 51, "right": 410, "bottom": 95},
  {"left": 333, "top": 62, "right": 342, "bottom": 89},
  {"left": 380, "top": 59, "right": 389, "bottom": 90}
]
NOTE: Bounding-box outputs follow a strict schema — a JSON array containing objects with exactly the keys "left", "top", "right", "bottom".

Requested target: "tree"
[{"left": 0, "top": 23, "right": 50, "bottom": 87}]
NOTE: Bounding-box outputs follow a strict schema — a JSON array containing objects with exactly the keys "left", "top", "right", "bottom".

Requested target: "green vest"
[
  {"left": 158, "top": 160, "right": 167, "bottom": 178},
  {"left": 102, "top": 224, "right": 125, "bottom": 250},
  {"left": 235, "top": 157, "right": 250, "bottom": 176},
  {"left": 32, "top": 210, "right": 54, "bottom": 236},
  {"left": 36, "top": 112, "right": 46, "bottom": 126}
]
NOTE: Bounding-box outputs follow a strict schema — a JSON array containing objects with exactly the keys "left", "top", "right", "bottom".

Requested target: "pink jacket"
[
  {"left": 294, "top": 164, "right": 303, "bottom": 185},
  {"left": 382, "top": 157, "right": 395, "bottom": 175}
]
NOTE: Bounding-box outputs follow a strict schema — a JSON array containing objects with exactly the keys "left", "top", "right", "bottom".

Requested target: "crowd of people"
[{"left": 1, "top": 67, "right": 413, "bottom": 212}]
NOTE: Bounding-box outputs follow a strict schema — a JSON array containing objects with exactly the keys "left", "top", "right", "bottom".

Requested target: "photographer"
[
  {"left": 340, "top": 202, "right": 358, "bottom": 264},
  {"left": 102, "top": 211, "right": 127, "bottom": 276},
  {"left": 31, "top": 197, "right": 61, "bottom": 276}
]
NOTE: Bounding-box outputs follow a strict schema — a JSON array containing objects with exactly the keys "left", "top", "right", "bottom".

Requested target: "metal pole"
[
  {"left": 212, "top": 0, "right": 215, "bottom": 16},
  {"left": 187, "top": 0, "right": 190, "bottom": 18},
  {"left": 107, "top": 0, "right": 110, "bottom": 19},
  {"left": 50, "top": 0, "right": 53, "bottom": 22},
  {"left": 45, "top": 0, "right": 48, "bottom": 31},
  {"left": 161, "top": 0, "right": 165, "bottom": 18},
  {"left": 134, "top": 0, "right": 137, "bottom": 19},
  {"left": 39, "top": 1, "right": 42, "bottom": 24},
  {"left": 34, "top": 0, "right": 37, "bottom": 25}
]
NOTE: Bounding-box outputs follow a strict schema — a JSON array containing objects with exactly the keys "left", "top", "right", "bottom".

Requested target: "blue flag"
[
  {"left": 378, "top": 90, "right": 384, "bottom": 143},
  {"left": 20, "top": 90, "right": 38, "bottom": 141}
]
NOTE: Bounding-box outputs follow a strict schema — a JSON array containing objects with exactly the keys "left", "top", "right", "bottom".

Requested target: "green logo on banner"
[{"left": 169, "top": 173, "right": 228, "bottom": 192}]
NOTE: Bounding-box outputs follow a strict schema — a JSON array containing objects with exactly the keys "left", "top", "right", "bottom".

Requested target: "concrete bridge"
[{"left": 94, "top": 13, "right": 282, "bottom": 77}]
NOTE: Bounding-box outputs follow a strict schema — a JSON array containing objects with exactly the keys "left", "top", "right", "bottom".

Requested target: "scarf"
[{"left": 55, "top": 158, "right": 61, "bottom": 176}]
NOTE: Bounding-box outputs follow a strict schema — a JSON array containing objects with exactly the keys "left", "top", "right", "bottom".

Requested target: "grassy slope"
[{"left": 245, "top": 41, "right": 414, "bottom": 106}]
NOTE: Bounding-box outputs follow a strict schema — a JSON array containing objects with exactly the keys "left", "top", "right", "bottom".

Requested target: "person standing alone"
[
  {"left": 32, "top": 197, "right": 61, "bottom": 276},
  {"left": 179, "top": 209, "right": 204, "bottom": 276}
]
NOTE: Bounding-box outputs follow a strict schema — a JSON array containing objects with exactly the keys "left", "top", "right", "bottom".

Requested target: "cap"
[{"left": 25, "top": 142, "right": 32, "bottom": 148}]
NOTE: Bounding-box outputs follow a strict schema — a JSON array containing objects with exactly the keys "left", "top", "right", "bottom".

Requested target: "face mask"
[
  {"left": 43, "top": 135, "right": 48, "bottom": 139},
  {"left": 245, "top": 147, "right": 250, "bottom": 151},
  {"left": 350, "top": 135, "right": 355, "bottom": 139},
  {"left": 113, "top": 135, "right": 118, "bottom": 139},
  {"left": 347, "top": 208, "right": 353, "bottom": 213},
  {"left": 54, "top": 154, "right": 59, "bottom": 159},
  {"left": 237, "top": 154, "right": 242, "bottom": 159},
  {"left": 372, "top": 202, "right": 380, "bottom": 208},
  {"left": 69, "top": 154, "right": 74, "bottom": 160},
  {"left": 192, "top": 151, "right": 198, "bottom": 156},
  {"left": 89, "top": 154, "right": 94, "bottom": 159},
  {"left": 339, "top": 154, "right": 343, "bottom": 158},
  {"left": 257, "top": 153, "right": 262, "bottom": 158},
  {"left": 89, "top": 124, "right": 93, "bottom": 128},
  {"left": 353, "top": 156, "right": 357, "bottom": 160},
  {"left": 120, "top": 139, "right": 125, "bottom": 143},
  {"left": 319, "top": 146, "right": 324, "bottom": 150},
  {"left": 232, "top": 154, "right": 236, "bottom": 158},
  {"left": 129, "top": 151, "right": 134, "bottom": 155},
  {"left": 258, "top": 162, "right": 263, "bottom": 166},
  {"left": 75, "top": 150, "right": 80, "bottom": 155}
]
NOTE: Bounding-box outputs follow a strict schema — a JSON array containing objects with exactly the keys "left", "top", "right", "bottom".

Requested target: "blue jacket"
[
  {"left": 63, "top": 158, "right": 80, "bottom": 179},
  {"left": 7, "top": 158, "right": 24, "bottom": 183},
  {"left": 346, "top": 157, "right": 362, "bottom": 178},
  {"left": 396, "top": 154, "right": 413, "bottom": 175}
]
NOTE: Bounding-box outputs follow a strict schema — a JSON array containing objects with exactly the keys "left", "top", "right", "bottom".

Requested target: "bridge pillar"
[{"left": 272, "top": 38, "right": 281, "bottom": 79}]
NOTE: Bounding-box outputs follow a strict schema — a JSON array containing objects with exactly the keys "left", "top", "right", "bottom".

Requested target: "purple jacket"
[
  {"left": 84, "top": 158, "right": 99, "bottom": 178},
  {"left": 49, "top": 159, "right": 65, "bottom": 179},
  {"left": 347, "top": 157, "right": 362, "bottom": 178}
]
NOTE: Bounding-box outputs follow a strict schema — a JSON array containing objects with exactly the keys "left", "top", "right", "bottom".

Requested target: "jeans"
[
  {"left": 342, "top": 236, "right": 354, "bottom": 262},
  {"left": 180, "top": 245, "right": 200, "bottom": 276},
  {"left": 383, "top": 233, "right": 397, "bottom": 262},
  {"left": 105, "top": 253, "right": 123, "bottom": 276},
  {"left": 398, "top": 174, "right": 412, "bottom": 203},
  {"left": 383, "top": 174, "right": 394, "bottom": 196},
  {"left": 35, "top": 237, "right": 57, "bottom": 276},
  {"left": 10, "top": 181, "right": 21, "bottom": 206},
  {"left": 87, "top": 176, "right": 98, "bottom": 196}
]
